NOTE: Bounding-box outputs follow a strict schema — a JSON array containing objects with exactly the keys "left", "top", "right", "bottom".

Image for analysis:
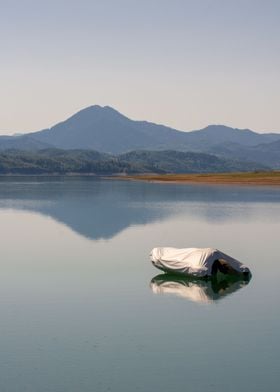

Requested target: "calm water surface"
[{"left": 0, "top": 177, "right": 279, "bottom": 392}]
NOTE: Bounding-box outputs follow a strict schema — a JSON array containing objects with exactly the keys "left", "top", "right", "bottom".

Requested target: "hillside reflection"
[
  {"left": 0, "top": 177, "right": 279, "bottom": 240},
  {"left": 150, "top": 273, "right": 251, "bottom": 304}
]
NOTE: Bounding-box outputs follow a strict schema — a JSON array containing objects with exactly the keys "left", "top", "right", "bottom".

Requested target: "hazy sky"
[{"left": 1, "top": 0, "right": 279, "bottom": 135}]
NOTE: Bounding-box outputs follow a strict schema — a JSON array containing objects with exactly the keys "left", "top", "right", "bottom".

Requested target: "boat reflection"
[{"left": 150, "top": 273, "right": 251, "bottom": 304}]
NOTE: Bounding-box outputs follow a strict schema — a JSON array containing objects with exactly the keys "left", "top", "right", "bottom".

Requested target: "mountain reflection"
[
  {"left": 150, "top": 273, "right": 251, "bottom": 304},
  {"left": 0, "top": 177, "right": 279, "bottom": 240}
]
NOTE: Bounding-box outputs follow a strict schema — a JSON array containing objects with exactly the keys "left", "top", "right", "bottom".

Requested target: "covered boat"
[{"left": 150, "top": 247, "right": 250, "bottom": 278}]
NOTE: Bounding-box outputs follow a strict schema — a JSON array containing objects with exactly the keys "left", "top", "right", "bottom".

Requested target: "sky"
[{"left": 0, "top": 0, "right": 279, "bottom": 135}]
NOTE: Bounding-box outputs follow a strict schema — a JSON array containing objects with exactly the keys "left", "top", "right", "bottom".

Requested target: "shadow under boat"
[{"left": 150, "top": 272, "right": 251, "bottom": 304}]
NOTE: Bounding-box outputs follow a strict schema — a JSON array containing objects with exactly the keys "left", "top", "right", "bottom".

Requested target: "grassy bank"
[{"left": 119, "top": 171, "right": 280, "bottom": 186}]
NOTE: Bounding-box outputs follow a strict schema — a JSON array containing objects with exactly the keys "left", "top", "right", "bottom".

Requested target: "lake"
[{"left": 0, "top": 177, "right": 279, "bottom": 392}]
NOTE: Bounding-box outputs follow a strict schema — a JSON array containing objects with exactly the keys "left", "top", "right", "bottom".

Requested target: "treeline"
[{"left": 0, "top": 149, "right": 270, "bottom": 175}]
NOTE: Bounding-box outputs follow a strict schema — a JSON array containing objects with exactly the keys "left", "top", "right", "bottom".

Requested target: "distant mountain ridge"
[
  {"left": 0, "top": 105, "right": 280, "bottom": 168},
  {"left": 0, "top": 149, "right": 269, "bottom": 175}
]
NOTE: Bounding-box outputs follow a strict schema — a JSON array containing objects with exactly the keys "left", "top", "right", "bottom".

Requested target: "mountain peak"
[
  {"left": 68, "top": 105, "right": 129, "bottom": 122},
  {"left": 202, "top": 124, "right": 251, "bottom": 133}
]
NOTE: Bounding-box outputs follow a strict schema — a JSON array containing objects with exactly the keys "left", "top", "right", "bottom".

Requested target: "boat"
[{"left": 150, "top": 247, "right": 250, "bottom": 278}]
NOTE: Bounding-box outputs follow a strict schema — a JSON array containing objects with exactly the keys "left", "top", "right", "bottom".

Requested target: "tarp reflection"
[{"left": 150, "top": 273, "right": 251, "bottom": 304}]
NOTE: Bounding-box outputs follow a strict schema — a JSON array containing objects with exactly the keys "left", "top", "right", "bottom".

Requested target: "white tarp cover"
[{"left": 150, "top": 247, "right": 250, "bottom": 277}]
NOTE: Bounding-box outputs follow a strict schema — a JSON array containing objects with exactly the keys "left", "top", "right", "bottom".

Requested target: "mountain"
[
  {"left": 0, "top": 149, "right": 269, "bottom": 175},
  {"left": 1, "top": 105, "right": 280, "bottom": 155},
  {"left": 119, "top": 150, "right": 269, "bottom": 173},
  {"left": 27, "top": 105, "right": 189, "bottom": 152},
  {"left": 208, "top": 139, "right": 280, "bottom": 169},
  {"left": 182, "top": 125, "right": 280, "bottom": 151},
  {"left": 0, "top": 135, "right": 51, "bottom": 150}
]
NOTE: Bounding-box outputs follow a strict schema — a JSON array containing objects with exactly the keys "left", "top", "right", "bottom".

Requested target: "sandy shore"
[{"left": 117, "top": 172, "right": 280, "bottom": 186}]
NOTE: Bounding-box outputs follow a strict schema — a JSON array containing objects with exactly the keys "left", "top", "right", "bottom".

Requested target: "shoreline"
[
  {"left": 0, "top": 171, "right": 279, "bottom": 186},
  {"left": 115, "top": 172, "right": 280, "bottom": 186}
]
